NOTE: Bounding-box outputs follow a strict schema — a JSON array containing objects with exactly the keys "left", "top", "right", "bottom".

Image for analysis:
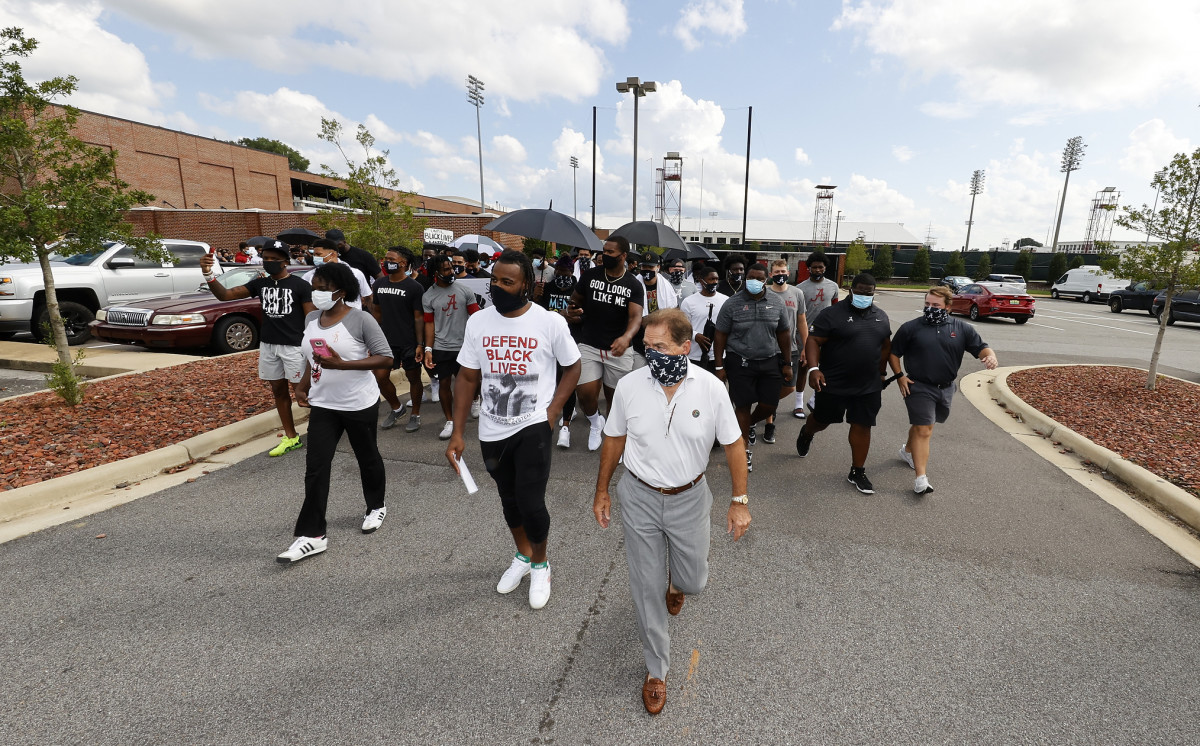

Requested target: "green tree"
[
  {"left": 844, "top": 237, "right": 871, "bottom": 278},
  {"left": 1047, "top": 251, "right": 1068, "bottom": 284},
  {"left": 1103, "top": 148, "right": 1200, "bottom": 389},
  {"left": 973, "top": 252, "right": 992, "bottom": 280},
  {"left": 943, "top": 250, "right": 966, "bottom": 277},
  {"left": 522, "top": 237, "right": 552, "bottom": 256},
  {"left": 1068, "top": 255, "right": 1086, "bottom": 269},
  {"left": 314, "top": 118, "right": 427, "bottom": 258},
  {"left": 1012, "top": 250, "right": 1033, "bottom": 280},
  {"left": 236, "top": 136, "right": 310, "bottom": 172},
  {"left": 1014, "top": 237, "right": 1043, "bottom": 249},
  {"left": 909, "top": 247, "right": 931, "bottom": 283},
  {"left": 0, "top": 28, "right": 162, "bottom": 404},
  {"left": 870, "top": 245, "right": 893, "bottom": 280}
]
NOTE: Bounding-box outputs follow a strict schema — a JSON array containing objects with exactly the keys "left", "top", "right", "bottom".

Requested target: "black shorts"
[
  {"left": 812, "top": 389, "right": 883, "bottom": 427},
  {"left": 390, "top": 346, "right": 421, "bottom": 372},
  {"left": 432, "top": 349, "right": 461, "bottom": 380},
  {"left": 725, "top": 352, "right": 784, "bottom": 408}
]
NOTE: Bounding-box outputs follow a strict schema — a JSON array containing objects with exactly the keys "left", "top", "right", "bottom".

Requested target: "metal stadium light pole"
[
  {"left": 570, "top": 156, "right": 579, "bottom": 220},
  {"left": 964, "top": 169, "right": 985, "bottom": 252},
  {"left": 615, "top": 77, "right": 657, "bottom": 221},
  {"left": 1051, "top": 136, "right": 1086, "bottom": 253},
  {"left": 467, "top": 75, "right": 486, "bottom": 214}
]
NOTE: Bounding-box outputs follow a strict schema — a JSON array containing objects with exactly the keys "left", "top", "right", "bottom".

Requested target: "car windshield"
[
  {"left": 47, "top": 241, "right": 118, "bottom": 265},
  {"left": 197, "top": 267, "right": 266, "bottom": 292}
]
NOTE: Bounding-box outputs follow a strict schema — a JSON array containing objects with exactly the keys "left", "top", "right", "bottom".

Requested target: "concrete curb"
[{"left": 991, "top": 364, "right": 1200, "bottom": 532}]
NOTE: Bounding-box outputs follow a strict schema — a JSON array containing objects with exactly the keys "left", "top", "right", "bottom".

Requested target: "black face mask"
[
  {"left": 578, "top": 258, "right": 592, "bottom": 270},
  {"left": 553, "top": 275, "right": 574, "bottom": 289},
  {"left": 384, "top": 261, "right": 401, "bottom": 274},
  {"left": 641, "top": 270, "right": 656, "bottom": 282},
  {"left": 490, "top": 284, "right": 527, "bottom": 314},
  {"left": 728, "top": 273, "right": 743, "bottom": 285},
  {"left": 668, "top": 270, "right": 685, "bottom": 284},
  {"left": 809, "top": 272, "right": 825, "bottom": 282},
  {"left": 602, "top": 254, "right": 622, "bottom": 271},
  {"left": 263, "top": 260, "right": 285, "bottom": 276},
  {"left": 771, "top": 275, "right": 787, "bottom": 286},
  {"left": 453, "top": 265, "right": 466, "bottom": 275},
  {"left": 703, "top": 281, "right": 719, "bottom": 294},
  {"left": 437, "top": 272, "right": 455, "bottom": 285}
]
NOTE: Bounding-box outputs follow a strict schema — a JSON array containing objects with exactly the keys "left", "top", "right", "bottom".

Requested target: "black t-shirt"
[
  {"left": 574, "top": 266, "right": 645, "bottom": 349},
  {"left": 243, "top": 274, "right": 312, "bottom": 347},
  {"left": 341, "top": 244, "right": 382, "bottom": 284},
  {"left": 810, "top": 303, "right": 892, "bottom": 396},
  {"left": 890, "top": 317, "right": 986, "bottom": 385},
  {"left": 539, "top": 276, "right": 582, "bottom": 341},
  {"left": 717, "top": 278, "right": 742, "bottom": 298},
  {"left": 372, "top": 275, "right": 425, "bottom": 350}
]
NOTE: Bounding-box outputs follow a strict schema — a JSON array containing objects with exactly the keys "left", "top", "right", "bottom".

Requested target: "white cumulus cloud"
[
  {"left": 675, "top": 0, "right": 748, "bottom": 50},
  {"left": 794, "top": 148, "right": 811, "bottom": 166},
  {"left": 892, "top": 145, "right": 914, "bottom": 163},
  {"left": 1119, "top": 120, "right": 1193, "bottom": 179}
]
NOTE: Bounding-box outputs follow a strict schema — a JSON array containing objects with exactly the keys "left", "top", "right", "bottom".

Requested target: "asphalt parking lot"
[{"left": 2, "top": 290, "right": 1199, "bottom": 745}]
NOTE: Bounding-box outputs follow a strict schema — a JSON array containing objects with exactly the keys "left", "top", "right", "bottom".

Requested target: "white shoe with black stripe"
[{"left": 276, "top": 536, "right": 327, "bottom": 563}]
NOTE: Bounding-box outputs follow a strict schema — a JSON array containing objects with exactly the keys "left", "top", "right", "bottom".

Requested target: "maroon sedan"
[
  {"left": 90, "top": 265, "right": 310, "bottom": 354},
  {"left": 950, "top": 282, "right": 1035, "bottom": 324}
]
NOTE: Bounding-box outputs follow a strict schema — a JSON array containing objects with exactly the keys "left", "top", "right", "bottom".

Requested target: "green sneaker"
[{"left": 269, "top": 435, "right": 302, "bottom": 457}]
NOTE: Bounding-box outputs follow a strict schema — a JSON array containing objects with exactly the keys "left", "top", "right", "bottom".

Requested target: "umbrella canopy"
[
  {"left": 276, "top": 227, "right": 321, "bottom": 246},
  {"left": 449, "top": 234, "right": 505, "bottom": 254},
  {"left": 663, "top": 243, "right": 719, "bottom": 263},
  {"left": 245, "top": 236, "right": 275, "bottom": 248},
  {"left": 609, "top": 221, "right": 688, "bottom": 253},
  {"left": 484, "top": 209, "right": 603, "bottom": 253}
]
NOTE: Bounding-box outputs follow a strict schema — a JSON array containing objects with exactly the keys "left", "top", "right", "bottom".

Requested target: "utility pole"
[
  {"left": 964, "top": 169, "right": 985, "bottom": 253},
  {"left": 741, "top": 106, "right": 752, "bottom": 247},
  {"left": 1051, "top": 136, "right": 1086, "bottom": 253},
  {"left": 466, "top": 75, "right": 486, "bottom": 214},
  {"left": 569, "top": 156, "right": 579, "bottom": 220}
]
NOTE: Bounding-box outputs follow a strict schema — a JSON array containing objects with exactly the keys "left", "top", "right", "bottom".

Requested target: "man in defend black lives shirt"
[
  {"left": 539, "top": 255, "right": 581, "bottom": 448},
  {"left": 567, "top": 236, "right": 645, "bottom": 452},
  {"left": 201, "top": 242, "right": 315, "bottom": 457},
  {"left": 372, "top": 247, "right": 426, "bottom": 433}
]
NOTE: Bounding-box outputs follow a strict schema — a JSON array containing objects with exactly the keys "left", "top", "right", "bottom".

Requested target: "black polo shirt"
[
  {"left": 890, "top": 317, "right": 986, "bottom": 385},
  {"left": 810, "top": 303, "right": 892, "bottom": 396}
]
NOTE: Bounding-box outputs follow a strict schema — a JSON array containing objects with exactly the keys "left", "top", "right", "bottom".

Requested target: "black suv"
[
  {"left": 1108, "top": 281, "right": 1159, "bottom": 314},
  {"left": 1151, "top": 288, "right": 1200, "bottom": 325}
]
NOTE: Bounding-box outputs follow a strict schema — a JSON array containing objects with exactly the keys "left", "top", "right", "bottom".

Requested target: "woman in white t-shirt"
[
  {"left": 446, "top": 250, "right": 582, "bottom": 610},
  {"left": 276, "top": 262, "right": 394, "bottom": 564}
]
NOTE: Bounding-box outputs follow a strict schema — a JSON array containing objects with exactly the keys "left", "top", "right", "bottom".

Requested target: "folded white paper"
[{"left": 455, "top": 454, "right": 479, "bottom": 495}]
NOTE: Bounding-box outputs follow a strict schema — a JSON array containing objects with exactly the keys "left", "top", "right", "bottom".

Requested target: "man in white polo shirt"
[{"left": 593, "top": 308, "right": 751, "bottom": 715}]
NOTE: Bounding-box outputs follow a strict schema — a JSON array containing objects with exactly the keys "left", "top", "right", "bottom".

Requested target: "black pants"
[
  {"left": 556, "top": 365, "right": 576, "bottom": 423},
  {"left": 295, "top": 402, "right": 386, "bottom": 537},
  {"left": 480, "top": 421, "right": 553, "bottom": 544}
]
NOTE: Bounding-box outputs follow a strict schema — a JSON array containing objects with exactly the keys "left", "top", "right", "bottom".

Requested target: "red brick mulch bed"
[
  {"left": 1007, "top": 366, "right": 1200, "bottom": 498},
  {"left": 0, "top": 353, "right": 271, "bottom": 490}
]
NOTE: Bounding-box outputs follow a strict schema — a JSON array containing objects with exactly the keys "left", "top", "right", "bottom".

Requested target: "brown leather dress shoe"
[
  {"left": 666, "top": 588, "right": 685, "bottom": 616},
  {"left": 642, "top": 674, "right": 666, "bottom": 714}
]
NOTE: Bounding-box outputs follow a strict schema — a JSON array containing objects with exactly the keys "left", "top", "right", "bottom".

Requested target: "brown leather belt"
[{"left": 631, "top": 472, "right": 705, "bottom": 495}]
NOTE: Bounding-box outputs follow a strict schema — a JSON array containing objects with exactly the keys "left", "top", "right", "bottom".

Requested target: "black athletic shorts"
[
  {"left": 725, "top": 352, "right": 784, "bottom": 408},
  {"left": 812, "top": 389, "right": 883, "bottom": 427},
  {"left": 432, "top": 349, "right": 461, "bottom": 380},
  {"left": 390, "top": 346, "right": 421, "bottom": 372}
]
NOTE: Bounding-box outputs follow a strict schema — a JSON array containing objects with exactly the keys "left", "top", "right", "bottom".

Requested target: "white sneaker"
[
  {"left": 529, "top": 563, "right": 552, "bottom": 609},
  {"left": 471, "top": 398, "right": 481, "bottom": 419},
  {"left": 362, "top": 506, "right": 387, "bottom": 534},
  {"left": 422, "top": 384, "right": 432, "bottom": 402},
  {"left": 914, "top": 475, "right": 934, "bottom": 495},
  {"left": 431, "top": 385, "right": 441, "bottom": 403},
  {"left": 588, "top": 415, "right": 606, "bottom": 451},
  {"left": 438, "top": 421, "right": 454, "bottom": 440},
  {"left": 899, "top": 445, "right": 915, "bottom": 470},
  {"left": 496, "top": 554, "right": 532, "bottom": 594},
  {"left": 557, "top": 425, "right": 571, "bottom": 449},
  {"left": 276, "top": 536, "right": 327, "bottom": 564}
]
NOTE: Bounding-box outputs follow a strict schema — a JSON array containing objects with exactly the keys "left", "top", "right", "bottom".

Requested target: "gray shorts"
[
  {"left": 259, "top": 342, "right": 305, "bottom": 383},
  {"left": 578, "top": 343, "right": 636, "bottom": 387},
  {"left": 903, "top": 379, "right": 955, "bottom": 426}
]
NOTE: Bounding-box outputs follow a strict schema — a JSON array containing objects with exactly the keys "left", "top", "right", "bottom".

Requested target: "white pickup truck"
[{"left": 0, "top": 239, "right": 218, "bottom": 345}]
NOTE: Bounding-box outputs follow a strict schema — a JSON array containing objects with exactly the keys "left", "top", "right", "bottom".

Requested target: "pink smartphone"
[{"left": 310, "top": 338, "right": 330, "bottom": 358}]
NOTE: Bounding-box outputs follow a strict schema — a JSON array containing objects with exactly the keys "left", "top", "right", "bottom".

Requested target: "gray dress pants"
[{"left": 616, "top": 472, "right": 713, "bottom": 679}]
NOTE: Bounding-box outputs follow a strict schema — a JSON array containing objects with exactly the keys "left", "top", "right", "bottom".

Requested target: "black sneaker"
[
  {"left": 746, "top": 449, "right": 753, "bottom": 473},
  {"left": 763, "top": 423, "right": 776, "bottom": 444},
  {"left": 847, "top": 467, "right": 874, "bottom": 494},
  {"left": 796, "top": 429, "right": 814, "bottom": 458},
  {"left": 748, "top": 425, "right": 756, "bottom": 445}
]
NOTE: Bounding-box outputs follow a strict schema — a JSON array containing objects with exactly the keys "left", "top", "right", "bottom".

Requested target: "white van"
[{"left": 1050, "top": 266, "right": 1128, "bottom": 303}]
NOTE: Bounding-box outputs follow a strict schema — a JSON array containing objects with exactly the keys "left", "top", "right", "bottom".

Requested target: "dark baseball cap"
[
  {"left": 639, "top": 253, "right": 661, "bottom": 267},
  {"left": 325, "top": 228, "right": 346, "bottom": 242}
]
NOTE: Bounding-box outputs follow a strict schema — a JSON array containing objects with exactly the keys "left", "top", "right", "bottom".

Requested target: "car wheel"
[
  {"left": 1167, "top": 311, "right": 1177, "bottom": 326},
  {"left": 1050, "top": 289, "right": 1059, "bottom": 299},
  {"left": 1108, "top": 298, "right": 1122, "bottom": 313},
  {"left": 969, "top": 304, "right": 981, "bottom": 321},
  {"left": 212, "top": 316, "right": 258, "bottom": 354},
  {"left": 1014, "top": 316, "right": 1030, "bottom": 324},
  {"left": 1148, "top": 308, "right": 1158, "bottom": 317},
  {"left": 1081, "top": 292, "right": 1092, "bottom": 304},
  {"left": 36, "top": 301, "right": 95, "bottom": 346}
]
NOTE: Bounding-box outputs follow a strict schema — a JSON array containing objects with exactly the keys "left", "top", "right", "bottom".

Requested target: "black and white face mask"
[
  {"left": 923, "top": 306, "right": 949, "bottom": 325},
  {"left": 645, "top": 348, "right": 688, "bottom": 387}
]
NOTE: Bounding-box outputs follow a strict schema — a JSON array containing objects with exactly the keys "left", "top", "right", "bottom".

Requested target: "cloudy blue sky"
[{"left": 5, "top": 0, "right": 1198, "bottom": 249}]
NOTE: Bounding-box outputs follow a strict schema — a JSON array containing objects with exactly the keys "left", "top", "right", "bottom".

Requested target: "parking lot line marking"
[
  {"left": 1027, "top": 322, "right": 1066, "bottom": 331},
  {"left": 1043, "top": 308, "right": 1153, "bottom": 325},
  {"left": 1035, "top": 314, "right": 1156, "bottom": 335}
]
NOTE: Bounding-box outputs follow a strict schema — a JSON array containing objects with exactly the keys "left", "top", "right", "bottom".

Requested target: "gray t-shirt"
[
  {"left": 714, "top": 288, "right": 793, "bottom": 360},
  {"left": 798, "top": 278, "right": 840, "bottom": 315},
  {"left": 421, "top": 281, "right": 479, "bottom": 351},
  {"left": 770, "top": 285, "right": 807, "bottom": 353}
]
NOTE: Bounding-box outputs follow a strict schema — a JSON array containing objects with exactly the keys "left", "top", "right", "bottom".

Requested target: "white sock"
[
  {"left": 587, "top": 412, "right": 603, "bottom": 427},
  {"left": 794, "top": 391, "right": 804, "bottom": 408}
]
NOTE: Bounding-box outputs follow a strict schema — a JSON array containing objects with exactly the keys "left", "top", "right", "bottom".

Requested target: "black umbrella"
[
  {"left": 483, "top": 209, "right": 603, "bottom": 252},
  {"left": 277, "top": 227, "right": 321, "bottom": 246},
  {"left": 609, "top": 220, "right": 688, "bottom": 253},
  {"left": 663, "top": 243, "right": 719, "bottom": 263},
  {"left": 245, "top": 236, "right": 275, "bottom": 248}
]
